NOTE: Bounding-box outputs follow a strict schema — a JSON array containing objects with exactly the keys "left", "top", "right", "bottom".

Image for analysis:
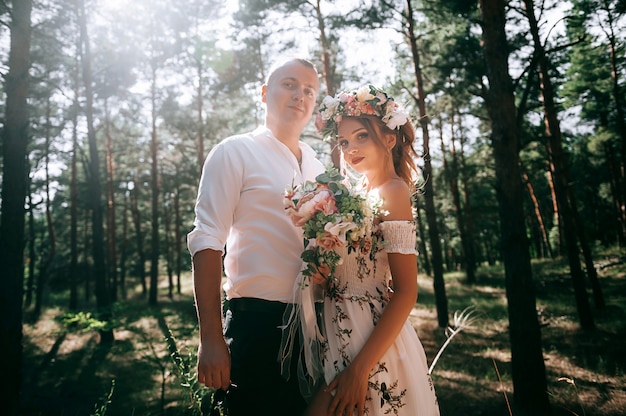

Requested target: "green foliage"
[
  {"left": 59, "top": 311, "right": 117, "bottom": 333},
  {"left": 90, "top": 380, "right": 115, "bottom": 416},
  {"left": 165, "top": 329, "right": 211, "bottom": 415}
]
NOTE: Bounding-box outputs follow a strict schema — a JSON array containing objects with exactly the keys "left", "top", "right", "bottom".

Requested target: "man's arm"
[{"left": 193, "top": 248, "right": 231, "bottom": 390}]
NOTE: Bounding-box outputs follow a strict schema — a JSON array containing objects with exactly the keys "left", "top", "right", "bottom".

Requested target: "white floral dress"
[{"left": 319, "top": 220, "right": 439, "bottom": 415}]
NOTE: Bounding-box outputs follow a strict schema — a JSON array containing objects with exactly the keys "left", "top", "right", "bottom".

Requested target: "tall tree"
[
  {"left": 575, "top": 0, "right": 626, "bottom": 225},
  {"left": 522, "top": 0, "right": 597, "bottom": 328},
  {"left": 0, "top": 1, "right": 32, "bottom": 414},
  {"left": 521, "top": 168, "right": 554, "bottom": 258},
  {"left": 78, "top": 0, "right": 113, "bottom": 343},
  {"left": 478, "top": 0, "right": 551, "bottom": 413},
  {"left": 148, "top": 54, "right": 160, "bottom": 306},
  {"left": 33, "top": 98, "right": 57, "bottom": 319},
  {"left": 441, "top": 110, "right": 477, "bottom": 283},
  {"left": 404, "top": 0, "right": 448, "bottom": 327},
  {"left": 564, "top": 0, "right": 626, "bottom": 243},
  {"left": 69, "top": 76, "right": 80, "bottom": 310}
]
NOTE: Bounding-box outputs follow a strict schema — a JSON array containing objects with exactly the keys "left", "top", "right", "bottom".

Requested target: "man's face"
[{"left": 262, "top": 61, "right": 319, "bottom": 132}]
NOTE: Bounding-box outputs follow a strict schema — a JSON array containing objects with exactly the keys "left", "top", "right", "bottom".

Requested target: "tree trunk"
[
  {"left": 70, "top": 42, "right": 80, "bottom": 311},
  {"left": 457, "top": 120, "right": 478, "bottom": 278},
  {"left": 83, "top": 208, "right": 92, "bottom": 301},
  {"left": 34, "top": 100, "right": 58, "bottom": 319},
  {"left": 569, "top": 188, "right": 605, "bottom": 309},
  {"left": 314, "top": 0, "right": 340, "bottom": 167},
  {"left": 603, "top": 4, "right": 626, "bottom": 241},
  {"left": 546, "top": 169, "right": 562, "bottom": 255},
  {"left": 26, "top": 191, "right": 36, "bottom": 308},
  {"left": 174, "top": 182, "right": 182, "bottom": 294},
  {"left": 441, "top": 118, "right": 476, "bottom": 284},
  {"left": 0, "top": 1, "right": 32, "bottom": 413},
  {"left": 120, "top": 190, "right": 129, "bottom": 300},
  {"left": 523, "top": 0, "right": 594, "bottom": 330},
  {"left": 70, "top": 112, "right": 79, "bottom": 310},
  {"left": 149, "top": 66, "right": 160, "bottom": 307},
  {"left": 196, "top": 57, "right": 205, "bottom": 176},
  {"left": 603, "top": 141, "right": 626, "bottom": 243},
  {"left": 131, "top": 181, "right": 148, "bottom": 296},
  {"left": 405, "top": 0, "right": 448, "bottom": 327},
  {"left": 414, "top": 196, "right": 432, "bottom": 276},
  {"left": 522, "top": 169, "right": 553, "bottom": 258},
  {"left": 164, "top": 193, "right": 174, "bottom": 299},
  {"left": 105, "top": 102, "right": 118, "bottom": 302},
  {"left": 78, "top": 0, "right": 114, "bottom": 344},
  {"left": 478, "top": 0, "right": 551, "bottom": 413}
]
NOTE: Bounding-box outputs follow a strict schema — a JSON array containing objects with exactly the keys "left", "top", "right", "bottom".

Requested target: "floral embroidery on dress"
[{"left": 318, "top": 221, "right": 410, "bottom": 414}]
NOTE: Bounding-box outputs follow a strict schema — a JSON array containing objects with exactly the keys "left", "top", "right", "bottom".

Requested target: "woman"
[{"left": 304, "top": 85, "right": 440, "bottom": 415}]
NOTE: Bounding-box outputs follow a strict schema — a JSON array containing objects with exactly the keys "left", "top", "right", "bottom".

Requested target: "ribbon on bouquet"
[{"left": 279, "top": 269, "right": 326, "bottom": 401}]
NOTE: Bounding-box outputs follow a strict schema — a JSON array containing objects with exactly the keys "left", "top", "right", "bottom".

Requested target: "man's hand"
[{"left": 197, "top": 337, "right": 231, "bottom": 391}]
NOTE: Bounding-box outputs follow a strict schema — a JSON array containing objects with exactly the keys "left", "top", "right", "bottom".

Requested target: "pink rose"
[
  {"left": 313, "top": 195, "right": 337, "bottom": 216},
  {"left": 339, "top": 92, "right": 353, "bottom": 103},
  {"left": 289, "top": 189, "right": 335, "bottom": 227},
  {"left": 317, "top": 232, "right": 344, "bottom": 251}
]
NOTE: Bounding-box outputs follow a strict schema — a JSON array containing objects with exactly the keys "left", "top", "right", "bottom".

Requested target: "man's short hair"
[{"left": 265, "top": 58, "right": 318, "bottom": 86}]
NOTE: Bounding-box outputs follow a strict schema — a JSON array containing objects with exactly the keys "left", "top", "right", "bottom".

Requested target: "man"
[{"left": 187, "top": 58, "right": 324, "bottom": 416}]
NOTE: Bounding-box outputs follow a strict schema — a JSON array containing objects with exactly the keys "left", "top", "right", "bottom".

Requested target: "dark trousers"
[{"left": 222, "top": 297, "right": 307, "bottom": 416}]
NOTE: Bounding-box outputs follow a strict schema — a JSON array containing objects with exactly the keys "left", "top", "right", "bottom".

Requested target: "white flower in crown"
[
  {"left": 382, "top": 101, "right": 409, "bottom": 130},
  {"left": 319, "top": 95, "right": 340, "bottom": 122},
  {"left": 355, "top": 85, "right": 375, "bottom": 104}
]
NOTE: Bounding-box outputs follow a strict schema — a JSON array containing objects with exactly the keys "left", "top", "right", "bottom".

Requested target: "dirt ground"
[{"left": 20, "top": 261, "right": 626, "bottom": 416}]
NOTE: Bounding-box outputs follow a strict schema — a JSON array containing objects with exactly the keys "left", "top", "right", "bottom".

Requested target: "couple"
[{"left": 187, "top": 58, "right": 440, "bottom": 416}]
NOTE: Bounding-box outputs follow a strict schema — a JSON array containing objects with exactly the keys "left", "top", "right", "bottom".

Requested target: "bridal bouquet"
[
  {"left": 281, "top": 168, "right": 380, "bottom": 389},
  {"left": 284, "top": 167, "right": 378, "bottom": 288}
]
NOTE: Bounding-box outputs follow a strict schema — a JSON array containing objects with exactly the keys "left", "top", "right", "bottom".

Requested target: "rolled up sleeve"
[{"left": 187, "top": 141, "right": 243, "bottom": 257}]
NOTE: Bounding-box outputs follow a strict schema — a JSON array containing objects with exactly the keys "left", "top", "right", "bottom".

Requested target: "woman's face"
[{"left": 337, "top": 118, "right": 387, "bottom": 175}]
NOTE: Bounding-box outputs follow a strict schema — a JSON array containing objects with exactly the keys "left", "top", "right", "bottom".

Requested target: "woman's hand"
[
  {"left": 311, "top": 264, "right": 331, "bottom": 286},
  {"left": 326, "top": 365, "right": 369, "bottom": 416}
]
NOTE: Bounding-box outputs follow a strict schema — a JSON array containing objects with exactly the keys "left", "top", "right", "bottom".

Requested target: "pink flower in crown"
[
  {"left": 360, "top": 102, "right": 376, "bottom": 116},
  {"left": 345, "top": 100, "right": 359, "bottom": 116},
  {"left": 339, "top": 91, "right": 353, "bottom": 104}
]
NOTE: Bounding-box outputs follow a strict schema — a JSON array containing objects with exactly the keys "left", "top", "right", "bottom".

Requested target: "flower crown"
[{"left": 315, "top": 85, "right": 409, "bottom": 140}]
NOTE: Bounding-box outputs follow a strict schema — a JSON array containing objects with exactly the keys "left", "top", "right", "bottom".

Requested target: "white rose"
[
  {"left": 356, "top": 86, "right": 375, "bottom": 103},
  {"left": 385, "top": 107, "right": 409, "bottom": 130},
  {"left": 321, "top": 96, "right": 340, "bottom": 120},
  {"left": 325, "top": 220, "right": 358, "bottom": 244}
]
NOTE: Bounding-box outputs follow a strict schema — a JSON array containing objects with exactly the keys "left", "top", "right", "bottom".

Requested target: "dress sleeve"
[{"left": 379, "top": 220, "right": 418, "bottom": 255}]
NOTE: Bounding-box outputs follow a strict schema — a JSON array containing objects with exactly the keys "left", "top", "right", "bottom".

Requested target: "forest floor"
[{"left": 19, "top": 251, "right": 626, "bottom": 416}]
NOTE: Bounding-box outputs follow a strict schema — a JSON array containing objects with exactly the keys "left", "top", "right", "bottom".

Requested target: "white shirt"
[{"left": 187, "top": 126, "right": 325, "bottom": 302}]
